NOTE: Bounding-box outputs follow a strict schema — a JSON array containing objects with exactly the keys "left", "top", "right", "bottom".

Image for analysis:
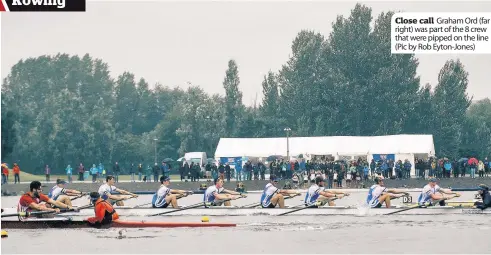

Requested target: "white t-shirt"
[
  {"left": 152, "top": 185, "right": 170, "bottom": 207},
  {"left": 48, "top": 185, "right": 66, "bottom": 200},
  {"left": 98, "top": 183, "right": 117, "bottom": 199},
  {"left": 304, "top": 184, "right": 325, "bottom": 206},
  {"left": 366, "top": 184, "right": 387, "bottom": 207},
  {"left": 418, "top": 184, "right": 441, "bottom": 204},
  {"left": 203, "top": 185, "right": 224, "bottom": 203},
  {"left": 260, "top": 183, "right": 279, "bottom": 207}
]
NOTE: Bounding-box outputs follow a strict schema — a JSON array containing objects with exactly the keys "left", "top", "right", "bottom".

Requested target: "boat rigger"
[{"left": 3, "top": 205, "right": 488, "bottom": 217}]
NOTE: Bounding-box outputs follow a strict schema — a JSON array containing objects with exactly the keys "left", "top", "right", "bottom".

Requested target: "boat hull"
[{"left": 1, "top": 218, "right": 236, "bottom": 229}]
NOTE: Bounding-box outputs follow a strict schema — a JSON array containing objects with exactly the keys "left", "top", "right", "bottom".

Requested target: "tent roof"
[{"left": 214, "top": 134, "right": 435, "bottom": 158}]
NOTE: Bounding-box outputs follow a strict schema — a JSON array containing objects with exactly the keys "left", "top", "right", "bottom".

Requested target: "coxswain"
[
  {"left": 48, "top": 179, "right": 84, "bottom": 208},
  {"left": 17, "top": 181, "right": 73, "bottom": 218},
  {"left": 98, "top": 175, "right": 138, "bottom": 206},
  {"left": 417, "top": 178, "right": 460, "bottom": 206},
  {"left": 86, "top": 192, "right": 119, "bottom": 226},
  {"left": 260, "top": 175, "right": 300, "bottom": 208},
  {"left": 204, "top": 178, "right": 245, "bottom": 207},
  {"left": 305, "top": 176, "right": 350, "bottom": 207},
  {"left": 474, "top": 184, "right": 491, "bottom": 210},
  {"left": 367, "top": 177, "right": 408, "bottom": 208},
  {"left": 152, "top": 176, "right": 192, "bottom": 208}
]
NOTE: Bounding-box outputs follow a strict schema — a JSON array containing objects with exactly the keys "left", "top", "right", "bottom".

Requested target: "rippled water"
[{"left": 2, "top": 191, "right": 490, "bottom": 254}]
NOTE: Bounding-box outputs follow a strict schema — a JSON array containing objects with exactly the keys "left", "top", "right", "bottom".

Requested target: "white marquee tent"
[{"left": 214, "top": 134, "right": 435, "bottom": 176}]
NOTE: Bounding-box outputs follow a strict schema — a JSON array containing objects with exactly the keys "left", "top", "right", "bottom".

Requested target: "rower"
[
  {"left": 203, "top": 178, "right": 244, "bottom": 207},
  {"left": 86, "top": 192, "right": 119, "bottom": 226},
  {"left": 98, "top": 175, "right": 138, "bottom": 206},
  {"left": 48, "top": 179, "right": 84, "bottom": 208},
  {"left": 261, "top": 175, "right": 300, "bottom": 208},
  {"left": 474, "top": 184, "right": 491, "bottom": 210},
  {"left": 17, "top": 181, "right": 73, "bottom": 218},
  {"left": 152, "top": 176, "right": 192, "bottom": 209},
  {"left": 417, "top": 178, "right": 460, "bottom": 206},
  {"left": 367, "top": 177, "right": 407, "bottom": 208},
  {"left": 305, "top": 176, "right": 350, "bottom": 207}
]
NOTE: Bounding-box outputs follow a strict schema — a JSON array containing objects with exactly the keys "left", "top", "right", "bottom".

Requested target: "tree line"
[{"left": 2, "top": 4, "right": 490, "bottom": 174}]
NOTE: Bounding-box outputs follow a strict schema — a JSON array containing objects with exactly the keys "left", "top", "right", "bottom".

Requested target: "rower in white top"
[
  {"left": 152, "top": 176, "right": 191, "bottom": 208},
  {"left": 260, "top": 175, "right": 300, "bottom": 208},
  {"left": 203, "top": 178, "right": 245, "bottom": 207},
  {"left": 417, "top": 178, "right": 460, "bottom": 206},
  {"left": 48, "top": 179, "right": 84, "bottom": 208},
  {"left": 366, "top": 177, "right": 408, "bottom": 208},
  {"left": 98, "top": 175, "right": 138, "bottom": 206},
  {"left": 305, "top": 176, "right": 350, "bottom": 207}
]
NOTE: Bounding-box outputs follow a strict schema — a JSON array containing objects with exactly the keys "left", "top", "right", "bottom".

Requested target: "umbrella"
[
  {"left": 267, "top": 155, "right": 282, "bottom": 162},
  {"left": 177, "top": 157, "right": 185, "bottom": 162},
  {"left": 458, "top": 158, "right": 468, "bottom": 163},
  {"left": 163, "top": 158, "right": 174, "bottom": 163},
  {"left": 468, "top": 158, "right": 478, "bottom": 165}
]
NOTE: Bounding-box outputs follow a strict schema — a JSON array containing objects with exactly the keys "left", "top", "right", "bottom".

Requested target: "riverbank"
[{"left": 1, "top": 177, "right": 490, "bottom": 196}]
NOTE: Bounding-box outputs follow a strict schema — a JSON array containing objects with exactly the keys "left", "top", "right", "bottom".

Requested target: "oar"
[
  {"left": 133, "top": 192, "right": 192, "bottom": 208},
  {"left": 148, "top": 195, "right": 245, "bottom": 217},
  {"left": 449, "top": 187, "right": 487, "bottom": 192},
  {"left": 1, "top": 208, "right": 77, "bottom": 218},
  {"left": 70, "top": 193, "right": 88, "bottom": 201},
  {"left": 386, "top": 198, "right": 448, "bottom": 215},
  {"left": 277, "top": 198, "right": 338, "bottom": 216},
  {"left": 76, "top": 196, "right": 136, "bottom": 210},
  {"left": 243, "top": 193, "right": 301, "bottom": 209}
]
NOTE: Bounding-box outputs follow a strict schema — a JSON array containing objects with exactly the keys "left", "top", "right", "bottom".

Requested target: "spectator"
[
  {"left": 66, "top": 164, "right": 72, "bottom": 183},
  {"left": 90, "top": 164, "right": 98, "bottom": 182},
  {"left": 211, "top": 163, "right": 218, "bottom": 180},
  {"left": 13, "top": 163, "right": 20, "bottom": 184},
  {"left": 98, "top": 163, "right": 104, "bottom": 180},
  {"left": 78, "top": 163, "right": 85, "bottom": 181},
  {"left": 225, "top": 163, "right": 231, "bottom": 182},
  {"left": 1, "top": 163, "right": 9, "bottom": 184},
  {"left": 129, "top": 163, "right": 135, "bottom": 182},
  {"left": 138, "top": 163, "right": 143, "bottom": 181},
  {"left": 45, "top": 164, "right": 50, "bottom": 182},
  {"left": 218, "top": 163, "right": 225, "bottom": 180},
  {"left": 113, "top": 162, "right": 120, "bottom": 182},
  {"left": 144, "top": 164, "right": 152, "bottom": 182},
  {"left": 478, "top": 160, "right": 485, "bottom": 178},
  {"left": 152, "top": 163, "right": 159, "bottom": 182}
]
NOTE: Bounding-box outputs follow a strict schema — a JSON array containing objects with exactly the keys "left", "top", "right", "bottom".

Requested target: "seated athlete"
[
  {"left": 366, "top": 177, "right": 408, "bottom": 208},
  {"left": 18, "top": 181, "right": 73, "bottom": 219},
  {"left": 152, "top": 176, "right": 191, "bottom": 208},
  {"left": 86, "top": 192, "right": 119, "bottom": 226},
  {"left": 305, "top": 176, "right": 349, "bottom": 207},
  {"left": 417, "top": 178, "right": 460, "bottom": 206},
  {"left": 98, "top": 175, "right": 138, "bottom": 206},
  {"left": 203, "top": 178, "right": 245, "bottom": 207},
  {"left": 48, "top": 179, "right": 84, "bottom": 208},
  {"left": 474, "top": 184, "right": 490, "bottom": 210},
  {"left": 261, "top": 175, "right": 300, "bottom": 208}
]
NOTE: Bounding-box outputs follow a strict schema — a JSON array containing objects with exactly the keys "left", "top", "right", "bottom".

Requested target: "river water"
[{"left": 1, "top": 191, "right": 490, "bottom": 254}]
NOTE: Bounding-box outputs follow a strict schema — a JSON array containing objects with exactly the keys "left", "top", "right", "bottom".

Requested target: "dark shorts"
[
  {"left": 306, "top": 204, "right": 319, "bottom": 208},
  {"left": 261, "top": 203, "right": 276, "bottom": 208},
  {"left": 373, "top": 202, "right": 382, "bottom": 208},
  {"left": 152, "top": 202, "right": 169, "bottom": 208}
]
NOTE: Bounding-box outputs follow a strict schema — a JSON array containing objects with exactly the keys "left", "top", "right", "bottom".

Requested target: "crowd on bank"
[{"left": 2, "top": 156, "right": 490, "bottom": 185}]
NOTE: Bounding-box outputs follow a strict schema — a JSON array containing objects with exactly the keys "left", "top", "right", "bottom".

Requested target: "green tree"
[
  {"left": 223, "top": 60, "right": 243, "bottom": 137},
  {"left": 432, "top": 59, "right": 472, "bottom": 158}
]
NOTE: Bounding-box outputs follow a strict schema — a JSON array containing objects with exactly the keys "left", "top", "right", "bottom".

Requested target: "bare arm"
[
  {"left": 115, "top": 188, "right": 137, "bottom": 197},
  {"left": 278, "top": 189, "right": 301, "bottom": 195},
  {"left": 29, "top": 202, "right": 58, "bottom": 212}
]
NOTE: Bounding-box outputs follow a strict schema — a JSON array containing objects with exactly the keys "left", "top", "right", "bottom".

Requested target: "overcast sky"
[{"left": 2, "top": 1, "right": 491, "bottom": 106}]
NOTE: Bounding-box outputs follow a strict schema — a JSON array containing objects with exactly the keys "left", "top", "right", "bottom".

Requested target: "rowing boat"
[
  {"left": 3, "top": 206, "right": 488, "bottom": 217},
  {"left": 1, "top": 218, "right": 236, "bottom": 229}
]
